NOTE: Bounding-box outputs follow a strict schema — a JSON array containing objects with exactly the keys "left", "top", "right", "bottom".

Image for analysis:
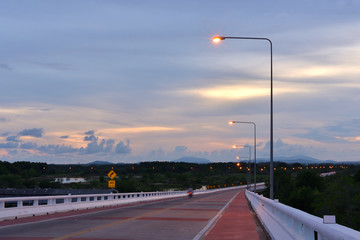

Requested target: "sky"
[{"left": 1, "top": 0, "right": 360, "bottom": 164}]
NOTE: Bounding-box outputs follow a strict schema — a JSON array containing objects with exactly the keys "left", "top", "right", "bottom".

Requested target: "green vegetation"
[
  {"left": 0, "top": 160, "right": 266, "bottom": 192},
  {"left": 262, "top": 163, "right": 360, "bottom": 231}
]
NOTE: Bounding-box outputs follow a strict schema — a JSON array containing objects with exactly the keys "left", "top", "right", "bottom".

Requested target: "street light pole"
[
  {"left": 213, "top": 36, "right": 274, "bottom": 199},
  {"left": 229, "top": 121, "right": 257, "bottom": 192}
]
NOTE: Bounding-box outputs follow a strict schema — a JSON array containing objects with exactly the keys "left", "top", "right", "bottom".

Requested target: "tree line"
[
  {"left": 0, "top": 160, "right": 264, "bottom": 191},
  {"left": 262, "top": 164, "right": 360, "bottom": 231}
]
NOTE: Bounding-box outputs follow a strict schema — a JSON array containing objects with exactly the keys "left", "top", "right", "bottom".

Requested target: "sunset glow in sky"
[{"left": 1, "top": 0, "right": 360, "bottom": 163}]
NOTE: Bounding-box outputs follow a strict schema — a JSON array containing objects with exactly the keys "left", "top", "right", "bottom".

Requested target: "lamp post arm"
[{"left": 222, "top": 36, "right": 273, "bottom": 199}]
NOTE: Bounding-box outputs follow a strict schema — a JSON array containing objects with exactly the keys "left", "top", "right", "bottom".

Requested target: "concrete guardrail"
[
  {"left": 245, "top": 190, "right": 360, "bottom": 240},
  {"left": 0, "top": 186, "right": 245, "bottom": 221}
]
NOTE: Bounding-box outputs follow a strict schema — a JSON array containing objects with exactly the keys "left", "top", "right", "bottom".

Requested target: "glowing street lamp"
[
  {"left": 212, "top": 36, "right": 224, "bottom": 43},
  {"left": 213, "top": 36, "right": 274, "bottom": 199},
  {"left": 229, "top": 121, "right": 257, "bottom": 192}
]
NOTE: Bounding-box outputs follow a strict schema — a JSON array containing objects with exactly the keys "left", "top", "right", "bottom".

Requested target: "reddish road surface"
[{"left": 0, "top": 189, "right": 268, "bottom": 240}]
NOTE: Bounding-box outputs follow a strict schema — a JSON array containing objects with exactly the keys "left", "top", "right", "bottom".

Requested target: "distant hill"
[
  {"left": 82, "top": 156, "right": 359, "bottom": 166},
  {"left": 82, "top": 161, "right": 114, "bottom": 165},
  {"left": 172, "top": 156, "right": 212, "bottom": 164},
  {"left": 255, "top": 155, "right": 340, "bottom": 165}
]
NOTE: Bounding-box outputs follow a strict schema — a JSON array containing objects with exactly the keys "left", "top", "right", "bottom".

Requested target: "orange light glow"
[
  {"left": 229, "top": 121, "right": 234, "bottom": 125},
  {"left": 236, "top": 163, "right": 240, "bottom": 167},
  {"left": 212, "top": 36, "right": 223, "bottom": 43}
]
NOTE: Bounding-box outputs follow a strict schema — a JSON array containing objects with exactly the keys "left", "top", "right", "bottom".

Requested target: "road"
[{"left": 0, "top": 189, "right": 245, "bottom": 240}]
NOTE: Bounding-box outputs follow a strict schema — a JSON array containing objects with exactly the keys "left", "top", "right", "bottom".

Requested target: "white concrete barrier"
[
  {"left": 0, "top": 186, "right": 245, "bottom": 221},
  {"left": 245, "top": 190, "right": 360, "bottom": 240}
]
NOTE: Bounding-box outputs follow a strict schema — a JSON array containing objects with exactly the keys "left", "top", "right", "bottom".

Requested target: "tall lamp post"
[
  {"left": 229, "top": 121, "right": 257, "bottom": 192},
  {"left": 213, "top": 36, "right": 274, "bottom": 199},
  {"left": 233, "top": 145, "right": 251, "bottom": 190}
]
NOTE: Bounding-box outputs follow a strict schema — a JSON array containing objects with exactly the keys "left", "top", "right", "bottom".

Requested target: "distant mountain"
[
  {"left": 172, "top": 156, "right": 212, "bottom": 164},
  {"left": 255, "top": 155, "right": 339, "bottom": 165},
  {"left": 82, "top": 161, "right": 113, "bottom": 165},
  {"left": 335, "top": 161, "right": 360, "bottom": 165},
  {"left": 275, "top": 155, "right": 324, "bottom": 164}
]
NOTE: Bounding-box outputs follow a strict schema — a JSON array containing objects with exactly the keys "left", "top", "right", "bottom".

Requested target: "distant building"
[
  {"left": 320, "top": 171, "right": 336, "bottom": 177},
  {"left": 54, "top": 177, "right": 87, "bottom": 184}
]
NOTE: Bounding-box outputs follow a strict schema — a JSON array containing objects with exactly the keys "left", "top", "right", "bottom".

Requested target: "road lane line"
[
  {"left": 138, "top": 217, "right": 209, "bottom": 221},
  {"left": 192, "top": 190, "right": 240, "bottom": 240}
]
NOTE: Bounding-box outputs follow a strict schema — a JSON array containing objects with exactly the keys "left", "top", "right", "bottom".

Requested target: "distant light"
[
  {"left": 232, "top": 145, "right": 242, "bottom": 149},
  {"left": 229, "top": 121, "right": 234, "bottom": 125}
]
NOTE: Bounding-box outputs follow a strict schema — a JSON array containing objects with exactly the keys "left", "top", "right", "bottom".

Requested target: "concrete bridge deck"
[{"left": 0, "top": 189, "right": 266, "bottom": 240}]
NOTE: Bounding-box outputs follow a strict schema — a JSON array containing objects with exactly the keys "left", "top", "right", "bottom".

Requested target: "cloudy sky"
[{"left": 1, "top": 0, "right": 360, "bottom": 164}]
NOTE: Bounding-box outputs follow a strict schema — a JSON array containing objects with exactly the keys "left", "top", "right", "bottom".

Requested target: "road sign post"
[{"left": 107, "top": 170, "right": 117, "bottom": 188}]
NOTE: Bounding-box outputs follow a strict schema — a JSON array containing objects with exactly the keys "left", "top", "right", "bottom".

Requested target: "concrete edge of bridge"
[{"left": 245, "top": 194, "right": 272, "bottom": 240}]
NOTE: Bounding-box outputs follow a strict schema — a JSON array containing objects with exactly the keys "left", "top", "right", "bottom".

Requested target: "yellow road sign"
[
  {"left": 108, "top": 180, "right": 116, "bottom": 188},
  {"left": 107, "top": 170, "right": 117, "bottom": 179}
]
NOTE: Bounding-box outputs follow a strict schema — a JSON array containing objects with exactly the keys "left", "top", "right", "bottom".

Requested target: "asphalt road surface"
[{"left": 0, "top": 189, "right": 248, "bottom": 240}]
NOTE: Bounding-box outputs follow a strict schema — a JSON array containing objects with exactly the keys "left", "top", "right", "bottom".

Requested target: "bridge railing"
[
  {"left": 0, "top": 186, "right": 244, "bottom": 221},
  {"left": 245, "top": 190, "right": 360, "bottom": 240},
  {"left": 0, "top": 190, "right": 188, "bottom": 221}
]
